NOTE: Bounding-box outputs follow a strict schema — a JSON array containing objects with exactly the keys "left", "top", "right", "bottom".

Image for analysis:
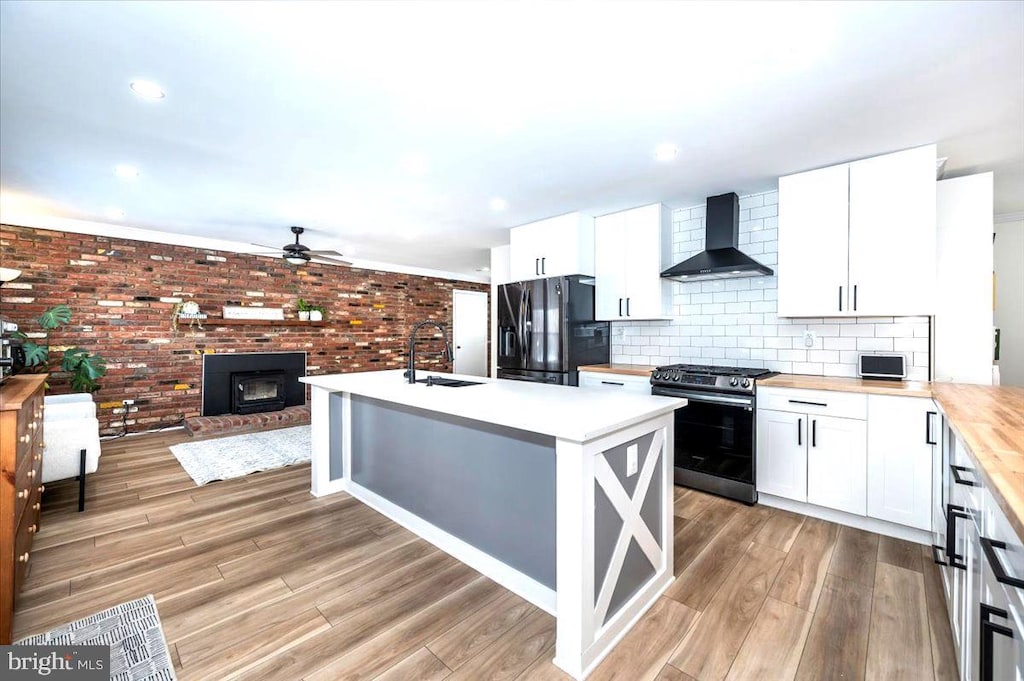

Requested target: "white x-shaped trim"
[{"left": 592, "top": 429, "right": 664, "bottom": 627}]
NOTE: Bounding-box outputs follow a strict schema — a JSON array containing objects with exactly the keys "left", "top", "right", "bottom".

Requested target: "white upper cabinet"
[
  {"left": 778, "top": 164, "right": 851, "bottom": 317},
  {"left": 848, "top": 146, "right": 937, "bottom": 315},
  {"left": 866, "top": 395, "right": 935, "bottom": 531},
  {"left": 778, "top": 145, "right": 937, "bottom": 317},
  {"left": 594, "top": 203, "right": 672, "bottom": 320},
  {"left": 509, "top": 212, "right": 595, "bottom": 281}
]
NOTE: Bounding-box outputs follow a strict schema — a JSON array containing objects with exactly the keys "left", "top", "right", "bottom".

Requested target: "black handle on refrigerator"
[
  {"left": 980, "top": 603, "right": 1014, "bottom": 681},
  {"left": 926, "top": 411, "right": 937, "bottom": 445},
  {"left": 981, "top": 537, "right": 1024, "bottom": 589}
]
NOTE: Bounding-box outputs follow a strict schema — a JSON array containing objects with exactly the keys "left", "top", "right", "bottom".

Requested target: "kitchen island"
[{"left": 300, "top": 369, "right": 685, "bottom": 680}]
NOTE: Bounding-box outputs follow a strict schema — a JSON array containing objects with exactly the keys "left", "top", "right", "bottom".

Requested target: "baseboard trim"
[{"left": 758, "top": 494, "right": 932, "bottom": 545}]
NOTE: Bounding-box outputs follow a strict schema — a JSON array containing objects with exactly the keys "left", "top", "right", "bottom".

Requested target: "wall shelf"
[{"left": 206, "top": 318, "right": 327, "bottom": 327}]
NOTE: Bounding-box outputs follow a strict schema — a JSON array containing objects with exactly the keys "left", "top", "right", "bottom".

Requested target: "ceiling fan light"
[{"left": 284, "top": 253, "right": 309, "bottom": 265}]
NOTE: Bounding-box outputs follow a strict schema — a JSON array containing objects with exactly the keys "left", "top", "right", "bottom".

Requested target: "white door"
[
  {"left": 594, "top": 212, "right": 627, "bottom": 320},
  {"left": 452, "top": 290, "right": 488, "bottom": 376},
  {"left": 777, "top": 163, "right": 851, "bottom": 317},
  {"left": 756, "top": 409, "right": 808, "bottom": 502},
  {"left": 623, "top": 204, "right": 668, "bottom": 319},
  {"left": 848, "top": 145, "right": 937, "bottom": 316},
  {"left": 867, "top": 395, "right": 934, "bottom": 530},
  {"left": 807, "top": 415, "right": 867, "bottom": 515}
]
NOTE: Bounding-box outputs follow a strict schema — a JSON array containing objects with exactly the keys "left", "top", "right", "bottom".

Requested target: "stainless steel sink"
[{"left": 415, "top": 376, "right": 483, "bottom": 387}]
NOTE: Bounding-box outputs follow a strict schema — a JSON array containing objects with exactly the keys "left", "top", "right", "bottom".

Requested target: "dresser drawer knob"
[
  {"left": 32, "top": 502, "right": 40, "bottom": 511},
  {"left": 29, "top": 421, "right": 37, "bottom": 430},
  {"left": 18, "top": 552, "right": 29, "bottom": 563},
  {"left": 39, "top": 485, "right": 45, "bottom": 493},
  {"left": 17, "top": 489, "right": 28, "bottom": 499},
  {"left": 28, "top": 524, "right": 37, "bottom": 534},
  {"left": 20, "top": 434, "right": 29, "bottom": 443},
  {"left": 27, "top": 469, "right": 36, "bottom": 479}
]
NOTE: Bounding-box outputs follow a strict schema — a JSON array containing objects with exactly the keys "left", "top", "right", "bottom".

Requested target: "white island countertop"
[{"left": 301, "top": 370, "right": 685, "bottom": 443}]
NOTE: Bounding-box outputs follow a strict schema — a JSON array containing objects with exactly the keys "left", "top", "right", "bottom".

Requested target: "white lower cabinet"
[
  {"left": 867, "top": 395, "right": 936, "bottom": 530},
  {"left": 756, "top": 409, "right": 807, "bottom": 502},
  {"left": 577, "top": 370, "right": 651, "bottom": 395},
  {"left": 806, "top": 415, "right": 867, "bottom": 516}
]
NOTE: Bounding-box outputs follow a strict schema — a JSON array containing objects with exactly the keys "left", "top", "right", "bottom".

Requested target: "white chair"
[{"left": 42, "top": 394, "right": 102, "bottom": 512}]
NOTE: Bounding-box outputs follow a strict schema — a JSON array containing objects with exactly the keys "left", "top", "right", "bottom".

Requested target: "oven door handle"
[{"left": 653, "top": 389, "right": 753, "bottom": 407}]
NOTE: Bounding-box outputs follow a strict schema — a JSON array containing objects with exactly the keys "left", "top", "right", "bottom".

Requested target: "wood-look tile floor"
[{"left": 16, "top": 431, "right": 957, "bottom": 680}]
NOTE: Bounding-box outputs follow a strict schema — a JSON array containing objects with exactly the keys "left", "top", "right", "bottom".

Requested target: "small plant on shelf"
[
  {"left": 297, "top": 298, "right": 325, "bottom": 321},
  {"left": 14, "top": 304, "right": 108, "bottom": 392},
  {"left": 309, "top": 304, "right": 326, "bottom": 322}
]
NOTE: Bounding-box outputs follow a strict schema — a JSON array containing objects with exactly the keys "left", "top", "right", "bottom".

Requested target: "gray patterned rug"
[
  {"left": 16, "top": 594, "right": 176, "bottom": 680},
  {"left": 169, "top": 425, "right": 311, "bottom": 486}
]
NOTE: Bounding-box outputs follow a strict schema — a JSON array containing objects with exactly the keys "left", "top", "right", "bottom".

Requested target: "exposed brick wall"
[{"left": 1, "top": 224, "right": 488, "bottom": 435}]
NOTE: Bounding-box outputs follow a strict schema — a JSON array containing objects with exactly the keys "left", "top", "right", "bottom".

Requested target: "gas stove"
[{"left": 649, "top": 363, "right": 775, "bottom": 394}]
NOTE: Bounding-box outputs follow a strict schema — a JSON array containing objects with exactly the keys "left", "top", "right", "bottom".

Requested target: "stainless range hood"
[{"left": 661, "top": 192, "right": 773, "bottom": 281}]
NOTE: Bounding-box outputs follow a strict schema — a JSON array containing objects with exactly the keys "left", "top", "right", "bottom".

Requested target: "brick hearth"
[{"left": 184, "top": 405, "right": 311, "bottom": 438}]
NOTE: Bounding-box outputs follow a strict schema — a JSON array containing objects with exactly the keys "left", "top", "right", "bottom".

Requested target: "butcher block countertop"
[
  {"left": 759, "top": 373, "right": 934, "bottom": 398},
  {"left": 931, "top": 383, "right": 1024, "bottom": 540},
  {"left": 577, "top": 363, "right": 657, "bottom": 377}
]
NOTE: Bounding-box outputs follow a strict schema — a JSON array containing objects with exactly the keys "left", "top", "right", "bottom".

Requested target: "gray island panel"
[{"left": 349, "top": 394, "right": 558, "bottom": 589}]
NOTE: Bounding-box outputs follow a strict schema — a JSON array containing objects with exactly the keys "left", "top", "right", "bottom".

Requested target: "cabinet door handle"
[
  {"left": 853, "top": 284, "right": 858, "bottom": 311},
  {"left": 811, "top": 419, "right": 817, "bottom": 448},
  {"left": 618, "top": 298, "right": 623, "bottom": 316},
  {"left": 839, "top": 285, "right": 843, "bottom": 312},
  {"left": 980, "top": 603, "right": 1014, "bottom": 681},
  {"left": 541, "top": 257, "right": 545, "bottom": 274},
  {"left": 946, "top": 503, "right": 969, "bottom": 571},
  {"left": 626, "top": 298, "right": 630, "bottom": 316},
  {"left": 535, "top": 258, "right": 540, "bottom": 276},
  {"left": 797, "top": 418, "right": 802, "bottom": 446},
  {"left": 951, "top": 464, "right": 978, "bottom": 487},
  {"left": 788, "top": 399, "right": 827, "bottom": 407},
  {"left": 931, "top": 543, "right": 947, "bottom": 566},
  {"left": 601, "top": 381, "right": 624, "bottom": 386},
  {"left": 926, "top": 411, "right": 937, "bottom": 445},
  {"left": 981, "top": 537, "right": 1024, "bottom": 589}
]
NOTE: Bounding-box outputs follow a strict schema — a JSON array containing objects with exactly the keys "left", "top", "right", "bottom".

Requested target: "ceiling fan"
[{"left": 250, "top": 226, "right": 351, "bottom": 266}]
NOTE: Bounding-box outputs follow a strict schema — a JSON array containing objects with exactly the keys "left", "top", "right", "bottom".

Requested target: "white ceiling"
[{"left": 1, "top": 1, "right": 1022, "bottom": 277}]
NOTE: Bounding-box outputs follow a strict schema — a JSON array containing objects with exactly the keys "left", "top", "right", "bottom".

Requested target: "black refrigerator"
[{"left": 496, "top": 275, "right": 610, "bottom": 386}]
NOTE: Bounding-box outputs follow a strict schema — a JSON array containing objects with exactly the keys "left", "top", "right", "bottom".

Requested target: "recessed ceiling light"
[
  {"left": 115, "top": 164, "right": 139, "bottom": 179},
  {"left": 105, "top": 207, "right": 126, "bottom": 220},
  {"left": 489, "top": 198, "right": 507, "bottom": 211},
  {"left": 130, "top": 80, "right": 165, "bottom": 100},
  {"left": 655, "top": 143, "right": 678, "bottom": 161}
]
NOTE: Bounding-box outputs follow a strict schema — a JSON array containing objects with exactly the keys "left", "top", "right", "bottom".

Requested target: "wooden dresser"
[{"left": 1, "top": 374, "right": 46, "bottom": 644}]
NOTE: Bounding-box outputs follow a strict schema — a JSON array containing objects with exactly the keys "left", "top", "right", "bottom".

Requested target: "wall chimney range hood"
[{"left": 661, "top": 192, "right": 773, "bottom": 281}]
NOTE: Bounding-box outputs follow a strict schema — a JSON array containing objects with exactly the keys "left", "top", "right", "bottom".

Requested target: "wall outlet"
[
  {"left": 613, "top": 325, "right": 625, "bottom": 337},
  {"left": 122, "top": 399, "right": 135, "bottom": 406},
  {"left": 626, "top": 443, "right": 639, "bottom": 477},
  {"left": 802, "top": 331, "right": 816, "bottom": 348}
]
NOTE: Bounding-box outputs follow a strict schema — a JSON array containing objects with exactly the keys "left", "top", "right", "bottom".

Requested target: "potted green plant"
[
  {"left": 309, "top": 304, "right": 326, "bottom": 322},
  {"left": 15, "top": 304, "right": 108, "bottom": 392}
]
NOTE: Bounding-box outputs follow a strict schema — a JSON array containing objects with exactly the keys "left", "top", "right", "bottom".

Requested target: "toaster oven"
[{"left": 0, "top": 317, "right": 25, "bottom": 383}]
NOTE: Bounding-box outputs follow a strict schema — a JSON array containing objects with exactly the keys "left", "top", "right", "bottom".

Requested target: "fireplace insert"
[{"left": 231, "top": 370, "right": 287, "bottom": 414}]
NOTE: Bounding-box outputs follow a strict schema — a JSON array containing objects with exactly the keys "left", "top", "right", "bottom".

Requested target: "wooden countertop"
[
  {"left": 931, "top": 383, "right": 1024, "bottom": 540},
  {"left": 0, "top": 374, "right": 47, "bottom": 410},
  {"left": 759, "top": 373, "right": 934, "bottom": 398},
  {"left": 577, "top": 364, "right": 656, "bottom": 377}
]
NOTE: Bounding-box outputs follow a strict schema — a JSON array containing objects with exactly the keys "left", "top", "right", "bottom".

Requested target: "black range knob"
[
  {"left": 741, "top": 378, "right": 751, "bottom": 388},
  {"left": 729, "top": 377, "right": 739, "bottom": 387}
]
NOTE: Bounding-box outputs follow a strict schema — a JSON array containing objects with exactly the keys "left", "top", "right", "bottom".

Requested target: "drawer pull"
[
  {"left": 32, "top": 502, "right": 40, "bottom": 511},
  {"left": 931, "top": 544, "right": 947, "bottom": 566},
  {"left": 27, "top": 469, "right": 35, "bottom": 479},
  {"left": 981, "top": 537, "right": 1024, "bottom": 590},
  {"left": 20, "top": 434, "right": 29, "bottom": 443},
  {"left": 28, "top": 524, "right": 37, "bottom": 534},
  {"left": 980, "top": 603, "right": 1014, "bottom": 681},
  {"left": 29, "top": 421, "right": 36, "bottom": 430},
  {"left": 16, "top": 489, "right": 28, "bottom": 499},
  {"left": 18, "top": 552, "right": 29, "bottom": 563},
  {"left": 788, "top": 399, "right": 828, "bottom": 407},
  {"left": 601, "top": 381, "right": 624, "bottom": 386},
  {"left": 39, "top": 484, "right": 45, "bottom": 493},
  {"left": 950, "top": 464, "right": 978, "bottom": 487}
]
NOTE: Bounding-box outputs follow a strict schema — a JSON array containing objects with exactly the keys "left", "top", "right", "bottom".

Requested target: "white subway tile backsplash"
[{"left": 611, "top": 190, "right": 931, "bottom": 378}]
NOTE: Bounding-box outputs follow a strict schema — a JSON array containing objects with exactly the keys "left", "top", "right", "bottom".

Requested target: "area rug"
[
  {"left": 169, "top": 425, "right": 311, "bottom": 486},
  {"left": 16, "top": 594, "right": 176, "bottom": 680}
]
